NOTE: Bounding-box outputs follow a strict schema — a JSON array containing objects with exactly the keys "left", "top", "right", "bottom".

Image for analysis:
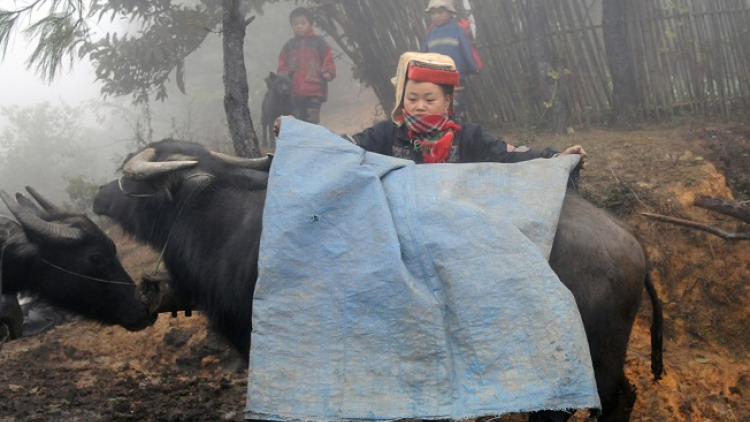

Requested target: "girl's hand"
[
  {"left": 274, "top": 116, "right": 296, "bottom": 137},
  {"left": 560, "top": 145, "right": 587, "bottom": 168}
]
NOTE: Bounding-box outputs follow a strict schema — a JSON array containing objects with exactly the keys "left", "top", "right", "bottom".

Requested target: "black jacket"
[{"left": 351, "top": 120, "right": 558, "bottom": 164}]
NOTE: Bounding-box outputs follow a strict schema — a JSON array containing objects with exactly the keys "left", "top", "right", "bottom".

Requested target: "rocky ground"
[{"left": 0, "top": 115, "right": 749, "bottom": 421}]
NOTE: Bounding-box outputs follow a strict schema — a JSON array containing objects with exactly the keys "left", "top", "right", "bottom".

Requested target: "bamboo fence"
[{"left": 313, "top": 0, "right": 750, "bottom": 127}]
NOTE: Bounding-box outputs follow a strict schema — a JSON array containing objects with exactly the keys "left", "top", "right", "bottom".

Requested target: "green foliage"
[
  {"left": 0, "top": 0, "right": 89, "bottom": 83},
  {"left": 63, "top": 174, "right": 100, "bottom": 213},
  {"left": 0, "top": 0, "right": 279, "bottom": 105},
  {"left": 27, "top": 12, "right": 89, "bottom": 83},
  {"left": 84, "top": 3, "right": 219, "bottom": 103}
]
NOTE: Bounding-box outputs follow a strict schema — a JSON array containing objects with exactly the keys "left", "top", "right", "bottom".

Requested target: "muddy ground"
[{"left": 1, "top": 117, "right": 749, "bottom": 421}]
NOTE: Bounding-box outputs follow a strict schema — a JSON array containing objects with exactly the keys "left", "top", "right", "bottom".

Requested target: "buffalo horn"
[
  {"left": 25, "top": 186, "right": 66, "bottom": 215},
  {"left": 210, "top": 151, "right": 273, "bottom": 172},
  {"left": 0, "top": 190, "right": 82, "bottom": 245},
  {"left": 123, "top": 147, "right": 199, "bottom": 180},
  {"left": 15, "top": 193, "right": 44, "bottom": 216}
]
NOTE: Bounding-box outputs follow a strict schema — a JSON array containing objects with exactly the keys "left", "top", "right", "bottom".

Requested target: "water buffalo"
[
  {"left": 93, "top": 139, "right": 663, "bottom": 422},
  {"left": 0, "top": 187, "right": 156, "bottom": 336}
]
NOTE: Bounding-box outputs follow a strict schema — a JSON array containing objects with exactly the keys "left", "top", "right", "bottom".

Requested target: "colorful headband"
[{"left": 407, "top": 62, "right": 460, "bottom": 87}]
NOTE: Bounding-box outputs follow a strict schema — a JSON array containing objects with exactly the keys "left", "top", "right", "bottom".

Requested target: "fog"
[
  {"left": 0, "top": 47, "right": 110, "bottom": 208},
  {"left": 0, "top": 52, "right": 99, "bottom": 108},
  {"left": 0, "top": 2, "right": 377, "bottom": 210}
]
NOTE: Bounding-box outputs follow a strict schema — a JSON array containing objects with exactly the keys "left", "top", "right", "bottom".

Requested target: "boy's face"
[
  {"left": 291, "top": 16, "right": 311, "bottom": 36},
  {"left": 429, "top": 7, "right": 453, "bottom": 26},
  {"left": 403, "top": 79, "right": 451, "bottom": 117}
]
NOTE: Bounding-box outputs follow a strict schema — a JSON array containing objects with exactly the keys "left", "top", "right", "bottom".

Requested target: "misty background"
[
  {"left": 5, "top": 0, "right": 748, "bottom": 213},
  {"left": 0, "top": 1, "right": 378, "bottom": 210}
]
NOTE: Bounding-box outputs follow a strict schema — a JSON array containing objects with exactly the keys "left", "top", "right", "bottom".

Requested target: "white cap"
[{"left": 426, "top": 0, "right": 457, "bottom": 13}]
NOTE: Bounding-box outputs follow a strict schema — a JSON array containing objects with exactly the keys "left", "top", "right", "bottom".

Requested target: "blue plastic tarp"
[{"left": 245, "top": 117, "right": 600, "bottom": 421}]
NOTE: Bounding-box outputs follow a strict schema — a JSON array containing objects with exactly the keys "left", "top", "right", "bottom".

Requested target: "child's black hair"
[{"left": 289, "top": 7, "right": 314, "bottom": 24}]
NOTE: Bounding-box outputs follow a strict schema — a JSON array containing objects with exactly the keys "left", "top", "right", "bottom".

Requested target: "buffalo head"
[
  {"left": 93, "top": 139, "right": 271, "bottom": 356},
  {"left": 93, "top": 139, "right": 271, "bottom": 246},
  {"left": 0, "top": 186, "right": 156, "bottom": 332}
]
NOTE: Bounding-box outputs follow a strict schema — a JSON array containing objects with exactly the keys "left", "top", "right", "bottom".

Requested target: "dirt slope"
[{"left": 1, "top": 122, "right": 748, "bottom": 422}]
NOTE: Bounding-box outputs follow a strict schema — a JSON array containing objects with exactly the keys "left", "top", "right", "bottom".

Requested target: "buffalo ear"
[
  {"left": 1, "top": 222, "right": 38, "bottom": 259},
  {"left": 15, "top": 237, "right": 39, "bottom": 259}
]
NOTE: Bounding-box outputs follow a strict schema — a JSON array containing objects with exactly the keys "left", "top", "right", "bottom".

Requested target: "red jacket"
[{"left": 278, "top": 29, "right": 336, "bottom": 100}]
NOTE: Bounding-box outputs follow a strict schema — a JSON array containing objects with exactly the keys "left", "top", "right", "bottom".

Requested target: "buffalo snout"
[{"left": 122, "top": 311, "right": 158, "bottom": 332}]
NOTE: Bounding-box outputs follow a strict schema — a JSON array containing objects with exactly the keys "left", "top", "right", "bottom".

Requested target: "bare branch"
[
  {"left": 642, "top": 212, "right": 750, "bottom": 241},
  {"left": 609, "top": 166, "right": 650, "bottom": 210},
  {"left": 693, "top": 196, "right": 750, "bottom": 224}
]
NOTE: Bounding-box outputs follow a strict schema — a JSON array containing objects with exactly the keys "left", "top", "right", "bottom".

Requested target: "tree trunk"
[
  {"left": 602, "top": 0, "right": 639, "bottom": 128},
  {"left": 222, "top": 0, "right": 259, "bottom": 158},
  {"left": 524, "top": 0, "right": 569, "bottom": 134}
]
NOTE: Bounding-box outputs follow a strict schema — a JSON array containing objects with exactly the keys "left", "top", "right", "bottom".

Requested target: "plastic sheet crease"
[{"left": 245, "top": 117, "right": 600, "bottom": 421}]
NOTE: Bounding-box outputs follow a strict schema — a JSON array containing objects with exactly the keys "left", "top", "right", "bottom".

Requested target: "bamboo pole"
[
  {"left": 318, "top": 0, "right": 750, "bottom": 127},
  {"left": 635, "top": 1, "right": 662, "bottom": 116},
  {"left": 677, "top": 0, "right": 701, "bottom": 114},
  {"left": 569, "top": 0, "right": 610, "bottom": 109},
  {"left": 712, "top": 1, "right": 730, "bottom": 117},
  {"left": 720, "top": 0, "right": 748, "bottom": 108},
  {"left": 660, "top": 1, "right": 683, "bottom": 109}
]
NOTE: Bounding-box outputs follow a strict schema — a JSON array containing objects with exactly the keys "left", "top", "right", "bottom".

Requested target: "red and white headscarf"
[
  {"left": 390, "top": 52, "right": 461, "bottom": 126},
  {"left": 390, "top": 52, "right": 462, "bottom": 163}
]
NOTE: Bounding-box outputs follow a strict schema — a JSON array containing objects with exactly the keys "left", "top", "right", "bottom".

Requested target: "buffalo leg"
[
  {"left": 0, "top": 294, "right": 23, "bottom": 341},
  {"left": 597, "top": 378, "right": 636, "bottom": 422}
]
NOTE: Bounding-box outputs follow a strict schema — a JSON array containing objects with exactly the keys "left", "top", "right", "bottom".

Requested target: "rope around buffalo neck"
[
  {"left": 38, "top": 258, "right": 135, "bottom": 285},
  {"left": 1, "top": 243, "right": 135, "bottom": 286},
  {"left": 118, "top": 177, "right": 155, "bottom": 198},
  {"left": 151, "top": 173, "right": 215, "bottom": 275}
]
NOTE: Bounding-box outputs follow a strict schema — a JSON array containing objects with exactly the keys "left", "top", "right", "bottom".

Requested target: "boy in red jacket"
[{"left": 277, "top": 7, "right": 336, "bottom": 124}]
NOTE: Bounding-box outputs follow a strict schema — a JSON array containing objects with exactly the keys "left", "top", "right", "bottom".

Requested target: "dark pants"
[{"left": 293, "top": 96, "right": 323, "bottom": 124}]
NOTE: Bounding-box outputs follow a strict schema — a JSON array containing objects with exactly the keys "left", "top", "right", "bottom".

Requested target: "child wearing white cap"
[{"left": 423, "top": 0, "right": 480, "bottom": 122}]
